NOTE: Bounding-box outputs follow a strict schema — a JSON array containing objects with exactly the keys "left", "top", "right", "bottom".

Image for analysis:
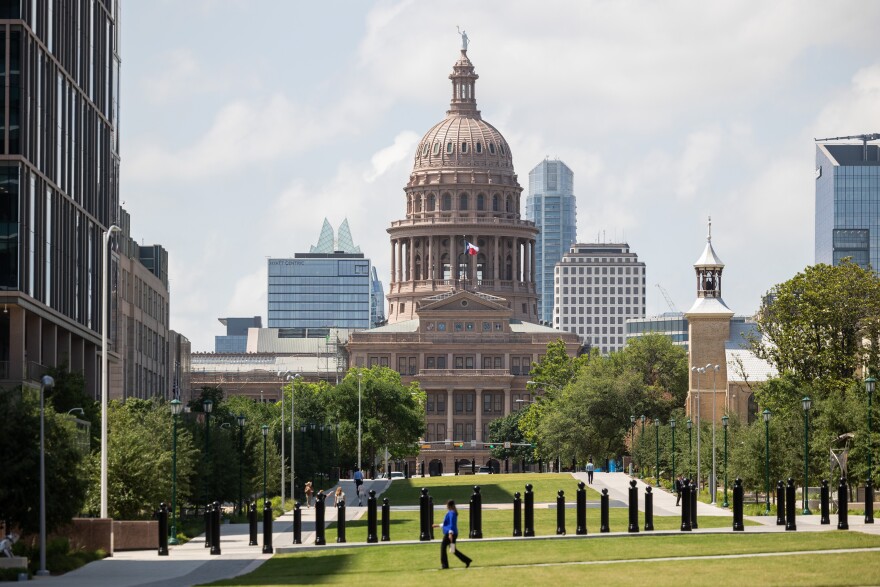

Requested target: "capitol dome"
[{"left": 412, "top": 50, "right": 514, "bottom": 172}]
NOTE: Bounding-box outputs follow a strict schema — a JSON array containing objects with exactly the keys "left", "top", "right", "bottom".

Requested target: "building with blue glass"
[
  {"left": 268, "top": 219, "right": 378, "bottom": 330},
  {"left": 215, "top": 316, "right": 262, "bottom": 353},
  {"left": 815, "top": 136, "right": 880, "bottom": 269},
  {"left": 525, "top": 159, "right": 577, "bottom": 324}
]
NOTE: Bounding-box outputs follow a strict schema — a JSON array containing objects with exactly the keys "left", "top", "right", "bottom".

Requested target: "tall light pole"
[
  {"left": 169, "top": 399, "right": 183, "bottom": 545},
  {"left": 654, "top": 418, "right": 661, "bottom": 487},
  {"left": 282, "top": 373, "right": 301, "bottom": 504},
  {"left": 721, "top": 415, "right": 729, "bottom": 508},
  {"left": 710, "top": 364, "right": 719, "bottom": 505},
  {"left": 802, "top": 396, "right": 812, "bottom": 515},
  {"left": 203, "top": 398, "right": 213, "bottom": 508},
  {"left": 100, "top": 224, "right": 121, "bottom": 519},
  {"left": 237, "top": 414, "right": 245, "bottom": 516},
  {"left": 357, "top": 370, "right": 363, "bottom": 471},
  {"left": 261, "top": 424, "right": 269, "bottom": 500},
  {"left": 691, "top": 366, "right": 704, "bottom": 494},
  {"left": 38, "top": 375, "right": 55, "bottom": 577},
  {"left": 867, "top": 376, "right": 875, "bottom": 524},
  {"left": 670, "top": 419, "right": 676, "bottom": 485},
  {"left": 687, "top": 418, "right": 693, "bottom": 478},
  {"left": 763, "top": 409, "right": 771, "bottom": 515},
  {"left": 630, "top": 415, "right": 636, "bottom": 476},
  {"left": 640, "top": 415, "right": 646, "bottom": 479}
]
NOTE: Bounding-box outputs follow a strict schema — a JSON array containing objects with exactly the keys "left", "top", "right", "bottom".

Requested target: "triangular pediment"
[{"left": 418, "top": 289, "right": 510, "bottom": 314}]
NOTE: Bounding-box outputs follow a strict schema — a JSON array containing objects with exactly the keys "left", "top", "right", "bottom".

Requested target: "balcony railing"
[
  {"left": 417, "top": 369, "right": 513, "bottom": 378},
  {"left": 389, "top": 216, "right": 536, "bottom": 228}
]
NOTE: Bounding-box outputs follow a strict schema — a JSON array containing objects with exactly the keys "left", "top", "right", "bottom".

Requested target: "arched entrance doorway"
[
  {"left": 429, "top": 459, "right": 444, "bottom": 477},
  {"left": 487, "top": 458, "right": 500, "bottom": 474}
]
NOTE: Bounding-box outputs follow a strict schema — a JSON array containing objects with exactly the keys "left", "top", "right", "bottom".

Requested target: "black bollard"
[
  {"left": 367, "top": 489, "right": 378, "bottom": 543},
  {"left": 248, "top": 502, "right": 258, "bottom": 546},
  {"left": 421, "top": 460, "right": 425, "bottom": 478},
  {"left": 600, "top": 488, "right": 610, "bottom": 533},
  {"left": 644, "top": 486, "right": 654, "bottom": 531},
  {"left": 820, "top": 479, "right": 830, "bottom": 525},
  {"left": 210, "top": 501, "right": 222, "bottom": 555},
  {"left": 505, "top": 458, "right": 509, "bottom": 474},
  {"left": 381, "top": 498, "right": 391, "bottom": 542},
  {"left": 469, "top": 489, "right": 475, "bottom": 538},
  {"left": 776, "top": 480, "right": 786, "bottom": 526},
  {"left": 866, "top": 479, "right": 875, "bottom": 524},
  {"left": 513, "top": 491, "right": 522, "bottom": 537},
  {"left": 473, "top": 486, "right": 483, "bottom": 539},
  {"left": 733, "top": 478, "right": 744, "bottom": 531},
  {"left": 157, "top": 503, "right": 169, "bottom": 556},
  {"left": 576, "top": 481, "right": 587, "bottom": 535},
  {"left": 262, "top": 499, "right": 274, "bottom": 554},
  {"left": 628, "top": 480, "right": 639, "bottom": 533},
  {"left": 404, "top": 462, "right": 409, "bottom": 479},
  {"left": 336, "top": 499, "right": 347, "bottom": 543},
  {"left": 680, "top": 480, "right": 692, "bottom": 531},
  {"left": 204, "top": 503, "right": 213, "bottom": 548},
  {"left": 785, "top": 478, "right": 797, "bottom": 531},
  {"left": 837, "top": 477, "right": 849, "bottom": 530},
  {"left": 314, "top": 492, "right": 327, "bottom": 546},
  {"left": 471, "top": 458, "right": 476, "bottom": 475},
  {"left": 419, "top": 488, "right": 431, "bottom": 541},
  {"left": 293, "top": 502, "right": 302, "bottom": 544},
  {"left": 429, "top": 495, "right": 435, "bottom": 539},
  {"left": 556, "top": 490, "right": 566, "bottom": 535},
  {"left": 524, "top": 484, "right": 535, "bottom": 537},
  {"left": 690, "top": 479, "right": 699, "bottom": 529}
]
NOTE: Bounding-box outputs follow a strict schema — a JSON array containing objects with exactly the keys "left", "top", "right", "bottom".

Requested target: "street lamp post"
[
  {"left": 237, "top": 414, "right": 245, "bottom": 515},
  {"left": 802, "top": 396, "right": 812, "bottom": 515},
  {"left": 687, "top": 419, "right": 693, "bottom": 478},
  {"left": 763, "top": 409, "right": 771, "bottom": 515},
  {"left": 640, "top": 415, "right": 646, "bottom": 479},
  {"left": 867, "top": 376, "right": 875, "bottom": 524},
  {"left": 357, "top": 370, "right": 363, "bottom": 472},
  {"left": 170, "top": 399, "right": 183, "bottom": 545},
  {"left": 203, "top": 399, "right": 213, "bottom": 509},
  {"left": 710, "top": 364, "right": 719, "bottom": 505},
  {"left": 38, "top": 375, "right": 55, "bottom": 576},
  {"left": 262, "top": 424, "right": 269, "bottom": 500},
  {"left": 670, "top": 419, "right": 676, "bottom": 485},
  {"left": 721, "top": 415, "right": 729, "bottom": 508},
  {"left": 691, "top": 366, "right": 704, "bottom": 494},
  {"left": 630, "top": 415, "right": 636, "bottom": 475},
  {"left": 285, "top": 373, "right": 300, "bottom": 504},
  {"left": 100, "top": 224, "right": 121, "bottom": 519},
  {"left": 654, "top": 418, "right": 661, "bottom": 487}
]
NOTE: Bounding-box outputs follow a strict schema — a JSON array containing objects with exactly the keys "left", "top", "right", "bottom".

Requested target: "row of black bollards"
[{"left": 679, "top": 479, "right": 698, "bottom": 530}]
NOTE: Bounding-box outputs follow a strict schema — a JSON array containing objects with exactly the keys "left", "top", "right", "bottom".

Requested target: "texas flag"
[{"left": 465, "top": 241, "right": 479, "bottom": 255}]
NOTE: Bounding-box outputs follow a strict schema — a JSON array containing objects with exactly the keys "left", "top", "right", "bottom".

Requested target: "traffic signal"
[{"left": 484, "top": 443, "right": 496, "bottom": 449}]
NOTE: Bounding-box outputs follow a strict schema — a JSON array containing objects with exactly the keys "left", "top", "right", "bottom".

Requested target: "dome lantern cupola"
[
  {"left": 694, "top": 216, "right": 725, "bottom": 299},
  {"left": 447, "top": 48, "right": 480, "bottom": 118}
]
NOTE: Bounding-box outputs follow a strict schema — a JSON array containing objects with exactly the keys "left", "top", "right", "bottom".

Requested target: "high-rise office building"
[
  {"left": 526, "top": 159, "right": 577, "bottom": 325},
  {"left": 268, "top": 219, "right": 375, "bottom": 330},
  {"left": 215, "top": 316, "right": 262, "bottom": 353},
  {"left": 554, "top": 243, "right": 646, "bottom": 354},
  {"left": 815, "top": 135, "right": 880, "bottom": 269},
  {"left": 369, "top": 266, "right": 386, "bottom": 326},
  {"left": 0, "top": 2, "right": 121, "bottom": 396}
]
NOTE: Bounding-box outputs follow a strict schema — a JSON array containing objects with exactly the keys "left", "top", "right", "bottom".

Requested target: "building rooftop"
[{"left": 819, "top": 143, "right": 880, "bottom": 166}]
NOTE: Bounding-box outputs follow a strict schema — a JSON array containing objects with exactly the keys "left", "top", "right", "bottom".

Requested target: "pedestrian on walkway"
[
  {"left": 433, "top": 500, "right": 471, "bottom": 569},
  {"left": 586, "top": 458, "right": 594, "bottom": 484},
  {"left": 353, "top": 468, "right": 364, "bottom": 505},
  {"left": 675, "top": 474, "right": 683, "bottom": 506},
  {"left": 333, "top": 486, "right": 345, "bottom": 507},
  {"left": 304, "top": 481, "right": 314, "bottom": 508}
]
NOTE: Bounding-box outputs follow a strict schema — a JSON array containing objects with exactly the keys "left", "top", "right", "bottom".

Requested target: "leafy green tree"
[
  {"left": 0, "top": 387, "right": 89, "bottom": 534},
  {"left": 750, "top": 260, "right": 880, "bottom": 385},
  {"left": 486, "top": 410, "right": 531, "bottom": 462}
]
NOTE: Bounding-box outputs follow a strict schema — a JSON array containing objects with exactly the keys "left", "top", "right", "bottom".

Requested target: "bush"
[
  {"left": 0, "top": 568, "right": 30, "bottom": 582},
  {"left": 10, "top": 536, "right": 105, "bottom": 576}
]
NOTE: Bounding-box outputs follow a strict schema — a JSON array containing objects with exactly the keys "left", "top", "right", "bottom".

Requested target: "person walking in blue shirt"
[{"left": 433, "top": 500, "right": 472, "bottom": 569}]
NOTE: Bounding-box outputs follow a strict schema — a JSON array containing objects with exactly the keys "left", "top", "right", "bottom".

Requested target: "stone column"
[
  {"left": 514, "top": 239, "right": 520, "bottom": 285},
  {"left": 531, "top": 240, "right": 537, "bottom": 283},
  {"left": 450, "top": 235, "right": 458, "bottom": 283},
  {"left": 493, "top": 236, "right": 500, "bottom": 281},
  {"left": 524, "top": 240, "right": 530, "bottom": 284},
  {"left": 409, "top": 237, "right": 415, "bottom": 283},
  {"left": 503, "top": 387, "right": 510, "bottom": 416},
  {"left": 475, "top": 389, "right": 483, "bottom": 442},
  {"left": 390, "top": 239, "right": 396, "bottom": 284},
  {"left": 427, "top": 235, "right": 433, "bottom": 281}
]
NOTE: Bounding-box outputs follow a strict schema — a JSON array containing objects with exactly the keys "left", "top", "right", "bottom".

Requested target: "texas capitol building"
[{"left": 347, "top": 41, "right": 580, "bottom": 475}]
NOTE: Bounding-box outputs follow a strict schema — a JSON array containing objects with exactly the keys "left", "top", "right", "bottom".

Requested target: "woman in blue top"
[{"left": 434, "top": 500, "right": 472, "bottom": 569}]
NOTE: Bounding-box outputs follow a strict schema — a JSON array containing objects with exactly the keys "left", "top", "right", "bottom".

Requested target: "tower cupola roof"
[{"left": 694, "top": 216, "right": 725, "bottom": 269}]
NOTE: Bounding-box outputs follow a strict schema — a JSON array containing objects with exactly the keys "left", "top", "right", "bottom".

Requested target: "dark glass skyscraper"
[
  {"left": 815, "top": 139, "right": 880, "bottom": 269},
  {"left": 0, "top": 1, "right": 120, "bottom": 395}
]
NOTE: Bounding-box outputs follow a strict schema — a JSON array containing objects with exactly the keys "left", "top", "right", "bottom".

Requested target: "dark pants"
[
  {"left": 440, "top": 533, "right": 471, "bottom": 568},
  {"left": 675, "top": 490, "right": 681, "bottom": 506},
  {"left": 587, "top": 470, "right": 594, "bottom": 483}
]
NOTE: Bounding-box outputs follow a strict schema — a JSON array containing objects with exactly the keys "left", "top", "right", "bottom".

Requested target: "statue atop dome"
[{"left": 457, "top": 26, "right": 469, "bottom": 51}]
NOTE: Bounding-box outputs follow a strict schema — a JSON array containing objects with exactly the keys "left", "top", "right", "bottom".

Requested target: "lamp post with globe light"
[
  {"left": 170, "top": 399, "right": 183, "bottom": 545},
  {"left": 866, "top": 376, "right": 875, "bottom": 524},
  {"left": 763, "top": 409, "right": 771, "bottom": 515},
  {"left": 237, "top": 414, "right": 246, "bottom": 515},
  {"left": 262, "top": 424, "right": 269, "bottom": 500},
  {"left": 802, "top": 396, "right": 812, "bottom": 515}
]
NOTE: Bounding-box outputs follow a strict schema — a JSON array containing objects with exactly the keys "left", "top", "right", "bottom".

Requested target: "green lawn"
[
  {"left": 377, "top": 473, "right": 601, "bottom": 505},
  {"left": 327, "top": 508, "right": 752, "bottom": 542},
  {"left": 204, "top": 532, "right": 880, "bottom": 586}
]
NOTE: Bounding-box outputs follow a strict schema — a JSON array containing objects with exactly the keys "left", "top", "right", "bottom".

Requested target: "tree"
[
  {"left": 329, "top": 367, "right": 425, "bottom": 471},
  {"left": 750, "top": 260, "right": 880, "bottom": 385},
  {"left": 486, "top": 410, "right": 531, "bottom": 462},
  {"left": 0, "top": 387, "right": 89, "bottom": 534}
]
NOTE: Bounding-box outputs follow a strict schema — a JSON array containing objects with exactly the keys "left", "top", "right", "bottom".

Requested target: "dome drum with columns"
[{"left": 387, "top": 49, "right": 538, "bottom": 323}]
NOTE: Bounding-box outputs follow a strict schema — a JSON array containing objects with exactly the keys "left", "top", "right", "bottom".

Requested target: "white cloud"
[
  {"left": 677, "top": 127, "right": 723, "bottom": 200},
  {"left": 813, "top": 64, "right": 880, "bottom": 138},
  {"left": 226, "top": 266, "right": 268, "bottom": 317},
  {"left": 365, "top": 131, "right": 420, "bottom": 182}
]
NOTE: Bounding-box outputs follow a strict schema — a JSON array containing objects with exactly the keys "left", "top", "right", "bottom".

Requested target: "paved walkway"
[{"left": 33, "top": 475, "right": 880, "bottom": 585}]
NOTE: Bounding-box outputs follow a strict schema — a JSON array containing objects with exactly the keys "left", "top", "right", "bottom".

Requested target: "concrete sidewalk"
[{"left": 576, "top": 472, "right": 732, "bottom": 517}]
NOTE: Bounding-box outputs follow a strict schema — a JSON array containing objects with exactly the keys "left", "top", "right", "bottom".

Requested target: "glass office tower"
[
  {"left": 815, "top": 140, "right": 880, "bottom": 269},
  {"left": 525, "top": 159, "right": 577, "bottom": 324}
]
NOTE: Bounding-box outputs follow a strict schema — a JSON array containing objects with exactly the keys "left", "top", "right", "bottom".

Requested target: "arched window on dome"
[
  {"left": 446, "top": 142, "right": 454, "bottom": 154},
  {"left": 476, "top": 142, "right": 482, "bottom": 154},
  {"left": 489, "top": 142, "right": 496, "bottom": 155},
  {"left": 505, "top": 195, "right": 513, "bottom": 213},
  {"left": 422, "top": 143, "right": 429, "bottom": 157},
  {"left": 442, "top": 193, "right": 451, "bottom": 211},
  {"left": 492, "top": 194, "right": 499, "bottom": 212},
  {"left": 414, "top": 196, "right": 422, "bottom": 213},
  {"left": 432, "top": 142, "right": 440, "bottom": 155},
  {"left": 428, "top": 194, "right": 436, "bottom": 212},
  {"left": 477, "top": 194, "right": 485, "bottom": 210},
  {"left": 461, "top": 142, "right": 468, "bottom": 154},
  {"left": 459, "top": 193, "right": 468, "bottom": 210},
  {"left": 500, "top": 143, "right": 507, "bottom": 156}
]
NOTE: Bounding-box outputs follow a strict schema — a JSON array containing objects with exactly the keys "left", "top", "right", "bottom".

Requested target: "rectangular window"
[{"left": 437, "top": 393, "right": 446, "bottom": 414}]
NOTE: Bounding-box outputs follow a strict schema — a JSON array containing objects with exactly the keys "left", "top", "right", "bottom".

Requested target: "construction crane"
[
  {"left": 815, "top": 133, "right": 880, "bottom": 162},
  {"left": 656, "top": 284, "right": 678, "bottom": 313}
]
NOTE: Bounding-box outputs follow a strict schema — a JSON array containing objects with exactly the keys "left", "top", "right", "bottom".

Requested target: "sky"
[{"left": 119, "top": 0, "right": 880, "bottom": 352}]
